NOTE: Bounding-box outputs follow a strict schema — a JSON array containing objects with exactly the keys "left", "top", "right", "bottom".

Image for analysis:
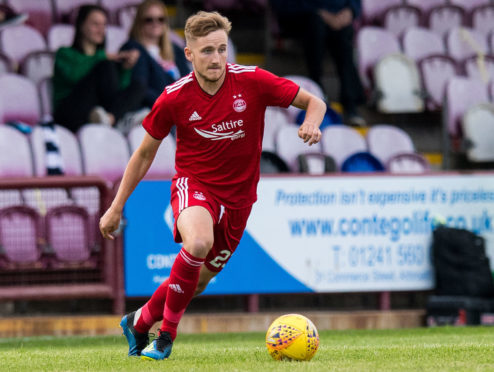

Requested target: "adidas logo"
[
  {"left": 189, "top": 111, "right": 202, "bottom": 121},
  {"left": 169, "top": 284, "right": 184, "bottom": 294}
]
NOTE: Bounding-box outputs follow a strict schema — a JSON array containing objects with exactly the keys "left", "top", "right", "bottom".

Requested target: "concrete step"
[{"left": 0, "top": 310, "right": 425, "bottom": 338}]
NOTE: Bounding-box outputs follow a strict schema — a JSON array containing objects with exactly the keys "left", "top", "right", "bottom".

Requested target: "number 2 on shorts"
[{"left": 209, "top": 250, "right": 231, "bottom": 269}]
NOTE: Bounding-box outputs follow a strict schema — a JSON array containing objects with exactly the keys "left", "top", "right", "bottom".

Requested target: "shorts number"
[{"left": 209, "top": 250, "right": 231, "bottom": 269}]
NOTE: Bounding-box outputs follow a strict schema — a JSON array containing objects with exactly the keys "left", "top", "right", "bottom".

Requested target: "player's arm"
[
  {"left": 291, "top": 88, "right": 326, "bottom": 146},
  {"left": 99, "top": 133, "right": 162, "bottom": 240}
]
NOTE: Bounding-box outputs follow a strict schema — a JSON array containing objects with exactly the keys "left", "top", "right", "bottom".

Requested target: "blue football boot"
[
  {"left": 120, "top": 311, "right": 149, "bottom": 356},
  {"left": 141, "top": 330, "right": 173, "bottom": 361}
]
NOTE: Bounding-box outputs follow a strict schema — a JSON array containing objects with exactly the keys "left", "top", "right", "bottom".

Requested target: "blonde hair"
[
  {"left": 129, "top": 0, "right": 174, "bottom": 61},
  {"left": 184, "top": 11, "right": 231, "bottom": 44}
]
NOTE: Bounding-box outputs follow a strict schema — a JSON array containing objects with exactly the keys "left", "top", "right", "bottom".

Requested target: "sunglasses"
[{"left": 144, "top": 16, "right": 166, "bottom": 24}]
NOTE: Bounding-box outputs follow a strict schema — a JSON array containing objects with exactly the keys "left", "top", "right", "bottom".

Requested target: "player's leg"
[
  {"left": 123, "top": 265, "right": 215, "bottom": 357},
  {"left": 141, "top": 205, "right": 214, "bottom": 361}
]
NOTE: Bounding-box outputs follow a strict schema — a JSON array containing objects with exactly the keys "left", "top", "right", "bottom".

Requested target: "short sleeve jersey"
[{"left": 142, "top": 63, "right": 299, "bottom": 208}]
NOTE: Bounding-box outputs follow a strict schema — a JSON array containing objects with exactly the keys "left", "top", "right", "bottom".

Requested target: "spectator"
[
  {"left": 272, "top": 0, "right": 366, "bottom": 126},
  {"left": 120, "top": 0, "right": 190, "bottom": 109},
  {"left": 52, "top": 5, "right": 145, "bottom": 133},
  {"left": 0, "top": 4, "right": 27, "bottom": 31}
]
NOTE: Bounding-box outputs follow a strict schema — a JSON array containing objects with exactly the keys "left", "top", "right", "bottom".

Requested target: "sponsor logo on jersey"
[
  {"left": 193, "top": 191, "right": 206, "bottom": 201},
  {"left": 194, "top": 128, "right": 245, "bottom": 141},
  {"left": 189, "top": 111, "right": 202, "bottom": 121},
  {"left": 194, "top": 119, "right": 245, "bottom": 141}
]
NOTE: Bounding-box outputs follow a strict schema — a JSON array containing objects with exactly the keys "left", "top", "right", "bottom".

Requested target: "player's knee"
[{"left": 184, "top": 237, "right": 213, "bottom": 258}]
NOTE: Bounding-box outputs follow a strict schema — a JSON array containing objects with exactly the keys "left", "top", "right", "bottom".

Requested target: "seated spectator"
[
  {"left": 0, "top": 4, "right": 27, "bottom": 31},
  {"left": 272, "top": 0, "right": 366, "bottom": 126},
  {"left": 53, "top": 4, "right": 145, "bottom": 133},
  {"left": 120, "top": 0, "right": 190, "bottom": 109}
]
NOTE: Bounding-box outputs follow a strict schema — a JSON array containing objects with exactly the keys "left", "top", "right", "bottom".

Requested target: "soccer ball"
[{"left": 265, "top": 313, "right": 319, "bottom": 361}]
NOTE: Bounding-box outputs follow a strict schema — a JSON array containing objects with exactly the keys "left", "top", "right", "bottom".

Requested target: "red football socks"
[
  {"left": 161, "top": 248, "right": 205, "bottom": 340},
  {"left": 133, "top": 278, "right": 169, "bottom": 334}
]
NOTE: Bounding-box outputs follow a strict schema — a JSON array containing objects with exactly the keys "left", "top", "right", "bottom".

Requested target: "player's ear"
[{"left": 184, "top": 46, "right": 193, "bottom": 62}]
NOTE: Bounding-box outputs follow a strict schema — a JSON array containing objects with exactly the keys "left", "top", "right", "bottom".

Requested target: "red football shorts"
[{"left": 170, "top": 175, "right": 252, "bottom": 272}]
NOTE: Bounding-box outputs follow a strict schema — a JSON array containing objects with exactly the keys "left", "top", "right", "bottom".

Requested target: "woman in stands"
[
  {"left": 53, "top": 4, "right": 145, "bottom": 132},
  {"left": 120, "top": 0, "right": 190, "bottom": 109}
]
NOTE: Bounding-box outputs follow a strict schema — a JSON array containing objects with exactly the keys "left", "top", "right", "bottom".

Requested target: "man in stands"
[{"left": 99, "top": 10, "right": 325, "bottom": 361}]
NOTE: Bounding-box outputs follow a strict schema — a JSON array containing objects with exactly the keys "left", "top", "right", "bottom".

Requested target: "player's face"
[{"left": 185, "top": 30, "right": 228, "bottom": 84}]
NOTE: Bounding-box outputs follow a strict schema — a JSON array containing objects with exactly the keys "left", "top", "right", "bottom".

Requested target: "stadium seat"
[
  {"left": 53, "top": 0, "right": 98, "bottom": 22},
  {"left": 402, "top": 27, "right": 446, "bottom": 62},
  {"left": 259, "top": 151, "right": 289, "bottom": 174},
  {"left": 20, "top": 51, "right": 55, "bottom": 85},
  {"left": 366, "top": 125, "right": 416, "bottom": 165},
  {"left": 361, "top": 0, "right": 402, "bottom": 24},
  {"left": 78, "top": 124, "right": 130, "bottom": 184},
  {"left": 464, "top": 56, "right": 494, "bottom": 82},
  {"left": 320, "top": 126, "right": 367, "bottom": 170},
  {"left": 444, "top": 77, "right": 489, "bottom": 138},
  {"left": 387, "top": 152, "right": 430, "bottom": 173},
  {"left": 357, "top": 27, "right": 400, "bottom": 89},
  {"left": 30, "top": 124, "right": 83, "bottom": 177},
  {"left": 45, "top": 205, "right": 96, "bottom": 267},
  {"left": 449, "top": 0, "right": 491, "bottom": 13},
  {"left": 0, "top": 74, "right": 41, "bottom": 125},
  {"left": 127, "top": 125, "right": 176, "bottom": 178},
  {"left": 340, "top": 151, "right": 385, "bottom": 172},
  {"left": 0, "top": 52, "right": 13, "bottom": 75},
  {"left": 446, "top": 27, "right": 488, "bottom": 64},
  {"left": 419, "top": 55, "right": 458, "bottom": 110},
  {"left": 283, "top": 75, "right": 325, "bottom": 123},
  {"left": 373, "top": 53, "right": 424, "bottom": 113},
  {"left": 462, "top": 103, "right": 494, "bottom": 162},
  {"left": 296, "top": 153, "right": 336, "bottom": 175},
  {"left": 471, "top": 5, "right": 494, "bottom": 37},
  {"left": 406, "top": 0, "right": 446, "bottom": 14},
  {"left": 0, "top": 24, "right": 47, "bottom": 66},
  {"left": 100, "top": 0, "right": 141, "bottom": 13},
  {"left": 116, "top": 4, "right": 137, "bottom": 32},
  {"left": 427, "top": 5, "right": 466, "bottom": 37},
  {"left": 105, "top": 25, "right": 127, "bottom": 54},
  {"left": 47, "top": 24, "right": 75, "bottom": 51},
  {"left": 7, "top": 0, "right": 54, "bottom": 36},
  {"left": 0, "top": 125, "right": 34, "bottom": 177},
  {"left": 275, "top": 124, "right": 322, "bottom": 172},
  {"left": 0, "top": 206, "right": 45, "bottom": 269},
  {"left": 263, "top": 107, "right": 291, "bottom": 153},
  {"left": 382, "top": 5, "right": 422, "bottom": 37}
]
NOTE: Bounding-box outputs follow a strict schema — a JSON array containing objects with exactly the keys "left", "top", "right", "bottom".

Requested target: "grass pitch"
[{"left": 1, "top": 326, "right": 494, "bottom": 371}]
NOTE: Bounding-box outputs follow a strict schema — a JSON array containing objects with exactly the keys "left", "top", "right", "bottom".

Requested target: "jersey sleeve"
[
  {"left": 142, "top": 90, "right": 174, "bottom": 140},
  {"left": 255, "top": 67, "right": 300, "bottom": 108}
]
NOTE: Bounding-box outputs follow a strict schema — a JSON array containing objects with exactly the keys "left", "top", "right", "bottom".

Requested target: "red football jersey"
[{"left": 142, "top": 63, "right": 299, "bottom": 208}]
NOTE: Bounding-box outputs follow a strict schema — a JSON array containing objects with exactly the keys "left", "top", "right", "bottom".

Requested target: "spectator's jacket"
[{"left": 52, "top": 47, "right": 131, "bottom": 110}]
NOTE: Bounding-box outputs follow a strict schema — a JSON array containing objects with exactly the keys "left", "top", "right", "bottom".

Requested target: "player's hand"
[
  {"left": 298, "top": 122, "right": 322, "bottom": 146},
  {"left": 118, "top": 49, "right": 140, "bottom": 69},
  {"left": 99, "top": 207, "right": 122, "bottom": 240}
]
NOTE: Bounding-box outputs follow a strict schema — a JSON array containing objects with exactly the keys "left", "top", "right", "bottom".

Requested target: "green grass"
[{"left": 1, "top": 327, "right": 494, "bottom": 371}]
